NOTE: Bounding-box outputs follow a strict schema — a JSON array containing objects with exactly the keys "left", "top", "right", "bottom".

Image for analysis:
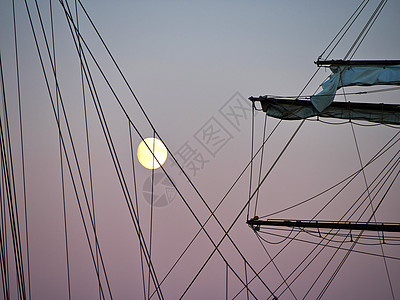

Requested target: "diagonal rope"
[
  {"left": 49, "top": 0, "right": 72, "bottom": 298},
  {"left": 255, "top": 232, "right": 297, "bottom": 300},
  {"left": 236, "top": 135, "right": 400, "bottom": 299},
  {"left": 147, "top": 131, "right": 156, "bottom": 300},
  {"left": 150, "top": 119, "right": 283, "bottom": 299},
  {"left": 60, "top": 2, "right": 165, "bottom": 297},
  {"left": 253, "top": 114, "right": 268, "bottom": 217},
  {"left": 246, "top": 102, "right": 255, "bottom": 220},
  {"left": 60, "top": 4, "right": 271, "bottom": 298},
  {"left": 23, "top": 1, "right": 114, "bottom": 297},
  {"left": 347, "top": 110, "right": 395, "bottom": 299},
  {"left": 0, "top": 50, "right": 27, "bottom": 300},
  {"left": 11, "top": 0, "right": 31, "bottom": 298},
  {"left": 70, "top": 4, "right": 273, "bottom": 297},
  {"left": 128, "top": 122, "right": 147, "bottom": 300},
  {"left": 72, "top": 0, "right": 101, "bottom": 297}
]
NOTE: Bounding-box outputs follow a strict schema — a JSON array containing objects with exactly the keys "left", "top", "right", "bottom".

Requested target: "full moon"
[{"left": 137, "top": 137, "right": 168, "bottom": 169}]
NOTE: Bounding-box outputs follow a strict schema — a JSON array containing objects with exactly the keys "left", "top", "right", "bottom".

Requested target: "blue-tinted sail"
[
  {"left": 311, "top": 65, "right": 400, "bottom": 112},
  {"left": 249, "top": 96, "right": 400, "bottom": 125}
]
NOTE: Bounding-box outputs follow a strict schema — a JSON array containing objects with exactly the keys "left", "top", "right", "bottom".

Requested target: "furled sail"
[
  {"left": 249, "top": 96, "right": 400, "bottom": 125},
  {"left": 310, "top": 62, "right": 400, "bottom": 112}
]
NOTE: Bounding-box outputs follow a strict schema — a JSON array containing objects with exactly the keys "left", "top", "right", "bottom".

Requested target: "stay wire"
[
  {"left": 345, "top": 0, "right": 387, "bottom": 60},
  {"left": 281, "top": 185, "right": 396, "bottom": 299},
  {"left": 71, "top": 4, "right": 272, "bottom": 298},
  {"left": 255, "top": 232, "right": 297, "bottom": 300},
  {"left": 253, "top": 114, "right": 268, "bottom": 217},
  {"left": 244, "top": 260, "right": 249, "bottom": 300},
  {"left": 0, "top": 158, "right": 10, "bottom": 299},
  {"left": 316, "top": 238, "right": 358, "bottom": 300},
  {"left": 317, "top": 179, "right": 397, "bottom": 300},
  {"left": 150, "top": 119, "right": 282, "bottom": 299},
  {"left": 73, "top": 0, "right": 101, "bottom": 297},
  {"left": 33, "top": 1, "right": 108, "bottom": 298},
  {"left": 233, "top": 228, "right": 303, "bottom": 300},
  {"left": 0, "top": 61, "right": 12, "bottom": 300},
  {"left": 73, "top": 4, "right": 354, "bottom": 300},
  {"left": 242, "top": 140, "right": 400, "bottom": 299},
  {"left": 225, "top": 262, "right": 228, "bottom": 300},
  {"left": 265, "top": 185, "right": 366, "bottom": 300},
  {"left": 261, "top": 131, "right": 400, "bottom": 219},
  {"left": 60, "top": 4, "right": 171, "bottom": 299},
  {"left": 128, "top": 122, "right": 147, "bottom": 300},
  {"left": 234, "top": 201, "right": 399, "bottom": 300},
  {"left": 0, "top": 111, "right": 13, "bottom": 300},
  {"left": 349, "top": 1, "right": 387, "bottom": 60},
  {"left": 246, "top": 103, "right": 255, "bottom": 220},
  {"left": 70, "top": 1, "right": 358, "bottom": 298},
  {"left": 23, "top": 1, "right": 112, "bottom": 297},
  {"left": 244, "top": 8, "right": 396, "bottom": 292},
  {"left": 313, "top": 159, "right": 400, "bottom": 298},
  {"left": 272, "top": 230, "right": 341, "bottom": 299},
  {"left": 49, "top": 0, "right": 72, "bottom": 298},
  {"left": 342, "top": 147, "right": 400, "bottom": 222},
  {"left": 348, "top": 110, "right": 395, "bottom": 298},
  {"left": 0, "top": 51, "right": 26, "bottom": 300},
  {"left": 301, "top": 229, "right": 353, "bottom": 299},
  {"left": 319, "top": 0, "right": 369, "bottom": 60},
  {"left": 357, "top": 158, "right": 400, "bottom": 222},
  {"left": 60, "top": 1, "right": 164, "bottom": 297},
  {"left": 147, "top": 130, "right": 156, "bottom": 300},
  {"left": 11, "top": 0, "right": 31, "bottom": 298},
  {"left": 299, "top": 157, "right": 400, "bottom": 298},
  {"left": 182, "top": 120, "right": 306, "bottom": 299},
  {"left": 310, "top": 158, "right": 400, "bottom": 299},
  {"left": 64, "top": 4, "right": 270, "bottom": 299}
]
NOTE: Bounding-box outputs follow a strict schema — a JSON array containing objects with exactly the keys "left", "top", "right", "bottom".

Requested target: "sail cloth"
[
  {"left": 249, "top": 96, "right": 400, "bottom": 125},
  {"left": 311, "top": 65, "right": 400, "bottom": 112}
]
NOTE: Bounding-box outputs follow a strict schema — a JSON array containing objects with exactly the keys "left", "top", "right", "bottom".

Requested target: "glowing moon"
[{"left": 137, "top": 137, "right": 168, "bottom": 169}]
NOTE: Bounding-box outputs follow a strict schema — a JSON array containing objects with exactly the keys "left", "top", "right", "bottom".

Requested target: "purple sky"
[{"left": 1, "top": 0, "right": 400, "bottom": 299}]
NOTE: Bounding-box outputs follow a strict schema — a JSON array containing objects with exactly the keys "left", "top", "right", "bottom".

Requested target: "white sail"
[{"left": 311, "top": 64, "right": 400, "bottom": 112}]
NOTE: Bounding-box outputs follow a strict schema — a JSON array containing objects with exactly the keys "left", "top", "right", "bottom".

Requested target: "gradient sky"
[{"left": 1, "top": 0, "right": 400, "bottom": 299}]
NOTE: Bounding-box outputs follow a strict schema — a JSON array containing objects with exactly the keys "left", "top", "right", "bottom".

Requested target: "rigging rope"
[
  {"left": 246, "top": 102, "right": 255, "bottom": 221},
  {"left": 12, "top": 0, "right": 31, "bottom": 298},
  {"left": 72, "top": 0, "right": 102, "bottom": 297},
  {"left": 346, "top": 0, "right": 388, "bottom": 60},
  {"left": 147, "top": 130, "right": 156, "bottom": 300},
  {"left": 50, "top": 0, "right": 72, "bottom": 299},
  {"left": 319, "top": 0, "right": 370, "bottom": 60},
  {"left": 348, "top": 107, "right": 395, "bottom": 298},
  {"left": 128, "top": 122, "right": 147, "bottom": 300},
  {"left": 253, "top": 114, "right": 268, "bottom": 217},
  {"left": 1, "top": 50, "right": 27, "bottom": 300},
  {"left": 64, "top": 3, "right": 274, "bottom": 298},
  {"left": 23, "top": 1, "right": 115, "bottom": 297},
  {"left": 255, "top": 232, "right": 297, "bottom": 299}
]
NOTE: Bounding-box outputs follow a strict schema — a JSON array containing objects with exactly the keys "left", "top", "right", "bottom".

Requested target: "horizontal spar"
[
  {"left": 247, "top": 218, "right": 400, "bottom": 232},
  {"left": 249, "top": 96, "right": 400, "bottom": 125},
  {"left": 315, "top": 59, "right": 400, "bottom": 67}
]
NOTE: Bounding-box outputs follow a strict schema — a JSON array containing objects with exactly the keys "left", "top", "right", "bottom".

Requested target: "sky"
[{"left": 1, "top": 0, "right": 400, "bottom": 299}]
